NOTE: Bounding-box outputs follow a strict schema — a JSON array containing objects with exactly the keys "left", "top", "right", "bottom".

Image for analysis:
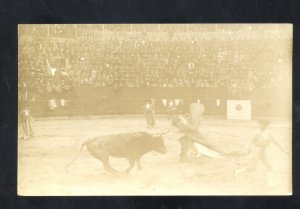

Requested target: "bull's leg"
[
  {"left": 103, "top": 158, "right": 118, "bottom": 174},
  {"left": 89, "top": 147, "right": 117, "bottom": 174},
  {"left": 126, "top": 158, "right": 135, "bottom": 173}
]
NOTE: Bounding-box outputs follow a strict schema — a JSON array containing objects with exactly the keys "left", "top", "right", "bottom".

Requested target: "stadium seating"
[{"left": 18, "top": 25, "right": 290, "bottom": 116}]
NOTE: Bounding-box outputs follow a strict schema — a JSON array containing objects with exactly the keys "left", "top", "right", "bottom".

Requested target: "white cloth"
[
  {"left": 193, "top": 143, "right": 226, "bottom": 159},
  {"left": 48, "top": 100, "right": 57, "bottom": 110}
]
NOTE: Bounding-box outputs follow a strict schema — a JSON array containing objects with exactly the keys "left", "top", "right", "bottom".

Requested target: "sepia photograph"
[{"left": 18, "top": 24, "right": 292, "bottom": 196}]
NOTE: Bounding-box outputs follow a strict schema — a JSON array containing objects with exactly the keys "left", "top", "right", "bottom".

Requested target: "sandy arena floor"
[{"left": 17, "top": 116, "right": 292, "bottom": 195}]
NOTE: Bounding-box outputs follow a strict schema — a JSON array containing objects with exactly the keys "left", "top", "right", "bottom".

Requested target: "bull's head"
[{"left": 152, "top": 129, "right": 168, "bottom": 154}]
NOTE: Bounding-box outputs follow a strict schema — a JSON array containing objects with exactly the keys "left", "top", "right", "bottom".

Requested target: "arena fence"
[
  {"left": 19, "top": 86, "right": 290, "bottom": 118},
  {"left": 22, "top": 97, "right": 289, "bottom": 118}
]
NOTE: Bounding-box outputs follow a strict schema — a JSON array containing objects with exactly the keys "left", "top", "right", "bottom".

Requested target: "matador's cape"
[{"left": 172, "top": 116, "right": 248, "bottom": 159}]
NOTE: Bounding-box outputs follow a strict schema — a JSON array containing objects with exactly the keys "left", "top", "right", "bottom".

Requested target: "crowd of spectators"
[{"left": 18, "top": 26, "right": 290, "bottom": 101}]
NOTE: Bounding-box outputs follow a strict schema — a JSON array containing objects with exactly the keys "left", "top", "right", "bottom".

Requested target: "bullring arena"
[
  {"left": 18, "top": 115, "right": 291, "bottom": 195},
  {"left": 18, "top": 24, "right": 292, "bottom": 195}
]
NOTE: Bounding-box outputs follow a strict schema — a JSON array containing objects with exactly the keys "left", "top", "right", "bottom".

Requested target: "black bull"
[{"left": 66, "top": 132, "right": 167, "bottom": 173}]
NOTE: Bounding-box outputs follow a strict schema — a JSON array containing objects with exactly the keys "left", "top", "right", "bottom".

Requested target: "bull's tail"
[{"left": 64, "top": 140, "right": 88, "bottom": 172}]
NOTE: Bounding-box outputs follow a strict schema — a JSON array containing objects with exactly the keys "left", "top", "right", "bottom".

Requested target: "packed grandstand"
[{"left": 18, "top": 24, "right": 291, "bottom": 116}]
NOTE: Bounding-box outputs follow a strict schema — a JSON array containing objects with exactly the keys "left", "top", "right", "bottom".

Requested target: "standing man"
[
  {"left": 175, "top": 102, "right": 205, "bottom": 162},
  {"left": 166, "top": 99, "right": 177, "bottom": 120},
  {"left": 20, "top": 105, "right": 34, "bottom": 140},
  {"left": 234, "top": 120, "right": 288, "bottom": 186},
  {"left": 143, "top": 100, "right": 155, "bottom": 128}
]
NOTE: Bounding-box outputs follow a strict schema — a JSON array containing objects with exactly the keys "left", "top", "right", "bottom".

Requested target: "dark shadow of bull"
[{"left": 65, "top": 130, "right": 168, "bottom": 174}]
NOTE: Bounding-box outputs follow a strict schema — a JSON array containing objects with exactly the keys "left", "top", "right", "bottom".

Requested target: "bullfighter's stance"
[
  {"left": 173, "top": 102, "right": 225, "bottom": 162},
  {"left": 234, "top": 120, "right": 288, "bottom": 186}
]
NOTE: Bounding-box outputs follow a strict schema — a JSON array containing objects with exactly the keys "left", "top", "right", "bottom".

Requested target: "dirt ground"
[{"left": 17, "top": 116, "right": 292, "bottom": 196}]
